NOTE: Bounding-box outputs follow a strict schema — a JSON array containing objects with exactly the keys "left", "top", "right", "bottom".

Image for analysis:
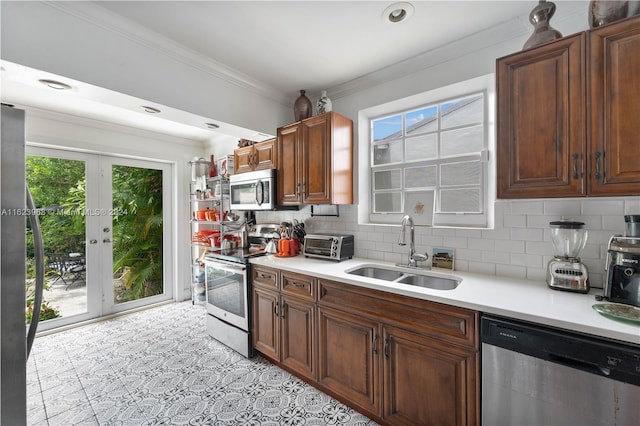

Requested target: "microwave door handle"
[{"left": 256, "top": 180, "right": 264, "bottom": 206}]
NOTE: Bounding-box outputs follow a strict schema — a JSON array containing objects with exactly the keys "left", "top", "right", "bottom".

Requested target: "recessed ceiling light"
[
  {"left": 383, "top": 2, "right": 414, "bottom": 23},
  {"left": 205, "top": 122, "right": 220, "bottom": 129},
  {"left": 38, "top": 79, "right": 72, "bottom": 90},
  {"left": 141, "top": 105, "right": 161, "bottom": 114}
]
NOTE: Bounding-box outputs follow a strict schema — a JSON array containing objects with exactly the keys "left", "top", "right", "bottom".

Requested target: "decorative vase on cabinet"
[
  {"left": 294, "top": 90, "right": 312, "bottom": 122},
  {"left": 523, "top": 0, "right": 563, "bottom": 50},
  {"left": 316, "top": 90, "right": 332, "bottom": 115}
]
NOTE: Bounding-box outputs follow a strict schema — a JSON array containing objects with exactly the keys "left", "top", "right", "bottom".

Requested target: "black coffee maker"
[{"left": 605, "top": 215, "right": 640, "bottom": 307}]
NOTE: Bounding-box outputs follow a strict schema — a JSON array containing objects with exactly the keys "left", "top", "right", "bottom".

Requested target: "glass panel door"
[
  {"left": 101, "top": 157, "right": 172, "bottom": 315},
  {"left": 26, "top": 148, "right": 173, "bottom": 328},
  {"left": 26, "top": 149, "right": 100, "bottom": 331}
]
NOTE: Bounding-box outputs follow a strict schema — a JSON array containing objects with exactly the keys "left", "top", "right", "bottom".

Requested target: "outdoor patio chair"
[
  {"left": 46, "top": 253, "right": 69, "bottom": 286},
  {"left": 66, "top": 254, "right": 86, "bottom": 288}
]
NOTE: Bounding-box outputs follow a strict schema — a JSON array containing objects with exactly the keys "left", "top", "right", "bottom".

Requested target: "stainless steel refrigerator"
[{"left": 1, "top": 104, "right": 45, "bottom": 425}]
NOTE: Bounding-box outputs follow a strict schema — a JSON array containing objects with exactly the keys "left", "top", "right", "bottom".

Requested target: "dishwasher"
[{"left": 481, "top": 315, "right": 640, "bottom": 425}]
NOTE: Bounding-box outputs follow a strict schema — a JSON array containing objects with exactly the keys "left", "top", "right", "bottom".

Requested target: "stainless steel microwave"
[
  {"left": 304, "top": 233, "right": 354, "bottom": 261},
  {"left": 229, "top": 169, "right": 275, "bottom": 210}
]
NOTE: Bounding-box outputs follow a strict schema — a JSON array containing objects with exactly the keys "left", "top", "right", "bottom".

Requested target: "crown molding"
[
  {"left": 45, "top": 1, "right": 291, "bottom": 107},
  {"left": 327, "top": 4, "right": 589, "bottom": 100}
]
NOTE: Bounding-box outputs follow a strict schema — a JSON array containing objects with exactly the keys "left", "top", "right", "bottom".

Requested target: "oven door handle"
[{"left": 206, "top": 259, "right": 247, "bottom": 273}]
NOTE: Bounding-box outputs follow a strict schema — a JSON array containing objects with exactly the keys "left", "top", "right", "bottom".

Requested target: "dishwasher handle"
[{"left": 548, "top": 352, "right": 611, "bottom": 377}]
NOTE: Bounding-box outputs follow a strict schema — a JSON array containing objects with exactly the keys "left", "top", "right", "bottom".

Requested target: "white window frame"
[{"left": 357, "top": 74, "right": 496, "bottom": 228}]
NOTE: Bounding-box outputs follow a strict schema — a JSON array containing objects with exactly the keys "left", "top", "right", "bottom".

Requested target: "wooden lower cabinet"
[
  {"left": 317, "top": 306, "right": 381, "bottom": 416},
  {"left": 252, "top": 286, "right": 279, "bottom": 360},
  {"left": 280, "top": 294, "right": 315, "bottom": 379},
  {"left": 252, "top": 266, "right": 316, "bottom": 381},
  {"left": 383, "top": 325, "right": 478, "bottom": 425},
  {"left": 252, "top": 269, "right": 479, "bottom": 426}
]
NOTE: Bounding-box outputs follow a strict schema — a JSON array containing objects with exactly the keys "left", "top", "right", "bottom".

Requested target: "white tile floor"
[{"left": 27, "top": 301, "right": 377, "bottom": 425}]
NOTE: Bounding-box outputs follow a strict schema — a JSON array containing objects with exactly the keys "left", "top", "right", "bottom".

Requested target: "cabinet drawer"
[
  {"left": 319, "top": 279, "right": 478, "bottom": 350},
  {"left": 252, "top": 266, "right": 279, "bottom": 290},
  {"left": 281, "top": 271, "right": 316, "bottom": 301}
]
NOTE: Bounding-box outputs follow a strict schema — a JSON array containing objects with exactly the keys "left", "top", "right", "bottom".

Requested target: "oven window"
[
  {"left": 308, "top": 239, "right": 332, "bottom": 253},
  {"left": 206, "top": 267, "right": 245, "bottom": 318}
]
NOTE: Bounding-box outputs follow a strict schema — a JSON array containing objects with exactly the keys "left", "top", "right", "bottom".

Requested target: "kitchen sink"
[
  {"left": 346, "top": 265, "right": 461, "bottom": 290},
  {"left": 347, "top": 266, "right": 405, "bottom": 281},
  {"left": 396, "top": 274, "right": 460, "bottom": 290}
]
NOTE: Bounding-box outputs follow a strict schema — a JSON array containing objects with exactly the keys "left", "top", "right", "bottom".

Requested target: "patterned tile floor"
[{"left": 27, "top": 301, "right": 377, "bottom": 426}]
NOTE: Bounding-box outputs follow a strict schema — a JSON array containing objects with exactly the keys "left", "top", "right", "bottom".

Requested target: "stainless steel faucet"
[{"left": 397, "top": 215, "right": 428, "bottom": 268}]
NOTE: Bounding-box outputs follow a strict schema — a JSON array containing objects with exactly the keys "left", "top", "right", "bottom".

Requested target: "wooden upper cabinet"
[
  {"left": 277, "top": 112, "right": 353, "bottom": 205},
  {"left": 497, "top": 16, "right": 640, "bottom": 199},
  {"left": 497, "top": 33, "right": 586, "bottom": 198},
  {"left": 277, "top": 123, "right": 303, "bottom": 204},
  {"left": 233, "top": 138, "right": 277, "bottom": 174},
  {"left": 588, "top": 15, "right": 640, "bottom": 195}
]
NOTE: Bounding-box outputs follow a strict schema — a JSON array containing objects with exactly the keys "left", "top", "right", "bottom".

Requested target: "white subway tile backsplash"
[
  {"left": 496, "top": 264, "right": 527, "bottom": 279},
  {"left": 582, "top": 199, "right": 624, "bottom": 215},
  {"left": 442, "top": 236, "right": 468, "bottom": 249},
  {"left": 510, "top": 253, "right": 543, "bottom": 268},
  {"left": 469, "top": 261, "right": 496, "bottom": 275},
  {"left": 525, "top": 241, "right": 553, "bottom": 255},
  {"left": 510, "top": 200, "right": 543, "bottom": 215},
  {"left": 543, "top": 199, "right": 582, "bottom": 216},
  {"left": 468, "top": 238, "right": 495, "bottom": 251},
  {"left": 526, "top": 215, "right": 554, "bottom": 229},
  {"left": 275, "top": 196, "right": 639, "bottom": 289},
  {"left": 624, "top": 199, "right": 640, "bottom": 214},
  {"left": 494, "top": 240, "right": 525, "bottom": 253},
  {"left": 510, "top": 228, "right": 543, "bottom": 241},
  {"left": 503, "top": 214, "right": 527, "bottom": 228}
]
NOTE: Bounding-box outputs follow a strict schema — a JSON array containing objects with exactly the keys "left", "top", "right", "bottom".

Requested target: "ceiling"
[{"left": 1, "top": 1, "right": 589, "bottom": 142}]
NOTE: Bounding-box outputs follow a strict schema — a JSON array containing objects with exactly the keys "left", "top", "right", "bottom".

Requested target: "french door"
[{"left": 26, "top": 147, "right": 173, "bottom": 330}]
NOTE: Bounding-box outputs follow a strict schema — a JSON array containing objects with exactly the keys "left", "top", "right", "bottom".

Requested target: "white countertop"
[{"left": 250, "top": 255, "right": 640, "bottom": 345}]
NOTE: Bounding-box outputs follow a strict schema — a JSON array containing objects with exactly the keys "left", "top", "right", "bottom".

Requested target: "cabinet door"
[
  {"left": 497, "top": 34, "right": 586, "bottom": 198},
  {"left": 277, "top": 123, "right": 303, "bottom": 205},
  {"left": 252, "top": 287, "right": 279, "bottom": 361},
  {"left": 589, "top": 15, "right": 640, "bottom": 195},
  {"left": 301, "top": 114, "right": 332, "bottom": 204},
  {"left": 281, "top": 295, "right": 315, "bottom": 380},
  {"left": 317, "top": 306, "right": 381, "bottom": 416},
  {"left": 382, "top": 325, "right": 479, "bottom": 426},
  {"left": 234, "top": 145, "right": 254, "bottom": 174},
  {"left": 254, "top": 139, "right": 277, "bottom": 171}
]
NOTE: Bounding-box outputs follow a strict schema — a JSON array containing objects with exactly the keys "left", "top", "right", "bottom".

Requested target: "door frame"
[{"left": 26, "top": 146, "right": 175, "bottom": 329}]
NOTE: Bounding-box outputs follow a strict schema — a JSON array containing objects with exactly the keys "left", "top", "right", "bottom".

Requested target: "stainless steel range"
[{"left": 203, "top": 223, "right": 279, "bottom": 357}]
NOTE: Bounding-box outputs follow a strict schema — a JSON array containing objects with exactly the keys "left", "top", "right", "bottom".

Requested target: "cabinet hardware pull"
[
  {"left": 595, "top": 151, "right": 602, "bottom": 180},
  {"left": 274, "top": 302, "right": 278, "bottom": 317},
  {"left": 384, "top": 337, "right": 390, "bottom": 359},
  {"left": 296, "top": 182, "right": 302, "bottom": 197},
  {"left": 281, "top": 302, "right": 286, "bottom": 319},
  {"left": 372, "top": 334, "right": 379, "bottom": 354},
  {"left": 572, "top": 153, "right": 579, "bottom": 179},
  {"left": 291, "top": 281, "right": 306, "bottom": 287}
]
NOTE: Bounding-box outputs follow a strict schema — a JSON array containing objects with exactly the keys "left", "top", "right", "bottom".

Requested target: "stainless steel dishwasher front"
[{"left": 481, "top": 315, "right": 640, "bottom": 426}]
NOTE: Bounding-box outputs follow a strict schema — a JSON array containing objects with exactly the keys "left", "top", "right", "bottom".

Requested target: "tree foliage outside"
[
  {"left": 25, "top": 156, "right": 164, "bottom": 320},
  {"left": 112, "top": 165, "right": 164, "bottom": 302}
]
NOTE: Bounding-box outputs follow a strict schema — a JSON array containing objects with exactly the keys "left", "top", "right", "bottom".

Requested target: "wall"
[{"left": 256, "top": 5, "right": 640, "bottom": 289}]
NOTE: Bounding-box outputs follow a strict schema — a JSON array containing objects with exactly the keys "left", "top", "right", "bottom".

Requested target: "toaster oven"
[{"left": 304, "top": 233, "right": 354, "bottom": 261}]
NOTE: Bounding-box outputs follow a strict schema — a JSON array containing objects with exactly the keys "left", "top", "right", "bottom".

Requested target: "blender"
[{"left": 546, "top": 220, "right": 589, "bottom": 293}]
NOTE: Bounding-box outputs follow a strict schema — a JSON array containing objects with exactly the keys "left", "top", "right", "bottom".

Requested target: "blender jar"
[{"left": 549, "top": 220, "right": 587, "bottom": 259}]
